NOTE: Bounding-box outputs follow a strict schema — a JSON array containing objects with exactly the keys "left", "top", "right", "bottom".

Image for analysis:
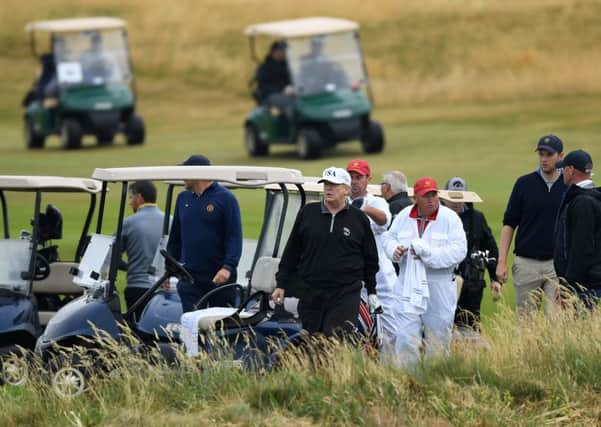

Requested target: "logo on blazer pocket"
[{"left": 206, "top": 204, "right": 215, "bottom": 212}]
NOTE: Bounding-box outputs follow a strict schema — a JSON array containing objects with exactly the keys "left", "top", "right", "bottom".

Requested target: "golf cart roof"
[
  {"left": 25, "top": 17, "right": 126, "bottom": 34},
  {"left": 244, "top": 17, "right": 358, "bottom": 39},
  {"left": 0, "top": 176, "right": 102, "bottom": 193},
  {"left": 92, "top": 166, "right": 305, "bottom": 186}
]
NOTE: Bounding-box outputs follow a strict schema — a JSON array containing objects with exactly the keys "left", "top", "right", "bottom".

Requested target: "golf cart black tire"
[
  {"left": 245, "top": 124, "right": 269, "bottom": 157},
  {"left": 126, "top": 114, "right": 145, "bottom": 145},
  {"left": 61, "top": 119, "right": 83, "bottom": 150},
  {"left": 297, "top": 128, "right": 322, "bottom": 160},
  {"left": 24, "top": 118, "right": 45, "bottom": 149},
  {"left": 362, "top": 120, "right": 384, "bottom": 154}
]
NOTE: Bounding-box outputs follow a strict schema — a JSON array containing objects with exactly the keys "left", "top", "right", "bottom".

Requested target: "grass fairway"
[{"left": 2, "top": 1, "right": 601, "bottom": 424}]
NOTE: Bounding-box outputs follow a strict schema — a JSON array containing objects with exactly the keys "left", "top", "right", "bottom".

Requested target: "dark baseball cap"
[
  {"left": 180, "top": 154, "right": 211, "bottom": 166},
  {"left": 535, "top": 134, "right": 563, "bottom": 154},
  {"left": 556, "top": 149, "right": 593, "bottom": 173}
]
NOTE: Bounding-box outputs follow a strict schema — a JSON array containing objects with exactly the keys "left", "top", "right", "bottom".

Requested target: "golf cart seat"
[
  {"left": 33, "top": 261, "right": 84, "bottom": 326},
  {"left": 191, "top": 256, "right": 281, "bottom": 332}
]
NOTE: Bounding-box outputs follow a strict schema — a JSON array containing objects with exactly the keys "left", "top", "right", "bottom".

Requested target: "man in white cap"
[{"left": 273, "top": 167, "right": 379, "bottom": 336}]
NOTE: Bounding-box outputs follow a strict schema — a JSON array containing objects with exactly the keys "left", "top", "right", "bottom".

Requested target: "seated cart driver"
[
  {"left": 297, "top": 35, "right": 349, "bottom": 94},
  {"left": 80, "top": 31, "right": 121, "bottom": 83}
]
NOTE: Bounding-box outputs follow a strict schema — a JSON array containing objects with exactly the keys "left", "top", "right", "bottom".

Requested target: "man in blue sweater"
[
  {"left": 167, "top": 155, "right": 243, "bottom": 312},
  {"left": 496, "top": 135, "right": 568, "bottom": 317}
]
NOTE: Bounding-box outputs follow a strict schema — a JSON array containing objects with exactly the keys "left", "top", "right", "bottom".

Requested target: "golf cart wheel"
[
  {"left": 361, "top": 120, "right": 384, "bottom": 154},
  {"left": 125, "top": 114, "right": 145, "bottom": 145},
  {"left": 48, "top": 354, "right": 90, "bottom": 398},
  {"left": 24, "top": 117, "right": 45, "bottom": 149},
  {"left": 61, "top": 119, "right": 82, "bottom": 150},
  {"left": 297, "top": 128, "right": 322, "bottom": 160},
  {"left": 245, "top": 124, "right": 269, "bottom": 157},
  {"left": 1, "top": 356, "right": 29, "bottom": 386}
]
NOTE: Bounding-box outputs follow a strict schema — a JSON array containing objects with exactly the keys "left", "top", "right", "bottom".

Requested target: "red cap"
[
  {"left": 414, "top": 177, "right": 439, "bottom": 196},
  {"left": 346, "top": 159, "right": 371, "bottom": 176}
]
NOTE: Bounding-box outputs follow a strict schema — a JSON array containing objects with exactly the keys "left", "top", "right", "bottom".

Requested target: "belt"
[{"left": 518, "top": 255, "right": 553, "bottom": 261}]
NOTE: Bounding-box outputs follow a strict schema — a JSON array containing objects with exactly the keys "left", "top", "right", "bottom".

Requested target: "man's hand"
[
  {"left": 368, "top": 294, "right": 381, "bottom": 313},
  {"left": 393, "top": 245, "right": 408, "bottom": 262},
  {"left": 496, "top": 261, "right": 508, "bottom": 284},
  {"left": 272, "top": 287, "right": 285, "bottom": 305},
  {"left": 212, "top": 268, "right": 231, "bottom": 286},
  {"left": 491, "top": 280, "right": 503, "bottom": 302},
  {"left": 411, "top": 239, "right": 431, "bottom": 258}
]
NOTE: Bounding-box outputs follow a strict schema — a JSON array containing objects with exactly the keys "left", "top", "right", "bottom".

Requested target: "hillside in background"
[{"left": 2, "top": 0, "right": 601, "bottom": 125}]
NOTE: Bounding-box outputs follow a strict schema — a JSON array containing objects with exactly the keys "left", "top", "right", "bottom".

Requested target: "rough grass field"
[{"left": 2, "top": 0, "right": 601, "bottom": 424}]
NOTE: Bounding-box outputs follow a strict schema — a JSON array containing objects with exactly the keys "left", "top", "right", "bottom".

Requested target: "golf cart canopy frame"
[
  {"left": 87, "top": 165, "right": 306, "bottom": 301},
  {"left": 0, "top": 176, "right": 101, "bottom": 296},
  {"left": 245, "top": 17, "right": 358, "bottom": 39},
  {"left": 25, "top": 17, "right": 126, "bottom": 34}
]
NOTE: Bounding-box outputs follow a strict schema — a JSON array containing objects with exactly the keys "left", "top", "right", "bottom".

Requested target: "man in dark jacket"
[
  {"left": 272, "top": 167, "right": 379, "bottom": 336},
  {"left": 381, "top": 170, "right": 412, "bottom": 218},
  {"left": 444, "top": 177, "right": 502, "bottom": 331},
  {"left": 553, "top": 150, "right": 601, "bottom": 305},
  {"left": 255, "top": 40, "right": 291, "bottom": 103}
]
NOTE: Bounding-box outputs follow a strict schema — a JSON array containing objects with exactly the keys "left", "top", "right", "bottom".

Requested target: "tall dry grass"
[
  {"left": 2, "top": 0, "right": 601, "bottom": 114},
  {"left": 3, "top": 301, "right": 601, "bottom": 426}
]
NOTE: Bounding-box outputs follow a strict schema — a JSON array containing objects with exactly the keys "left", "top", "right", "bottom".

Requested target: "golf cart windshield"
[
  {"left": 0, "top": 240, "right": 32, "bottom": 294},
  {"left": 53, "top": 29, "right": 131, "bottom": 86},
  {"left": 287, "top": 31, "right": 365, "bottom": 95}
]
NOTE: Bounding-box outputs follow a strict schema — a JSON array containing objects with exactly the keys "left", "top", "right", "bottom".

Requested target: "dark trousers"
[
  {"left": 454, "top": 281, "right": 485, "bottom": 330},
  {"left": 177, "top": 272, "right": 237, "bottom": 313},
  {"left": 125, "top": 286, "right": 150, "bottom": 321},
  {"left": 298, "top": 284, "right": 361, "bottom": 337}
]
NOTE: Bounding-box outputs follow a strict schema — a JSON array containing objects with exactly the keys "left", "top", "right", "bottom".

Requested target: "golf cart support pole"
[
  {"left": 106, "top": 182, "right": 128, "bottom": 295},
  {"left": 96, "top": 181, "right": 109, "bottom": 234},
  {"left": 24, "top": 191, "right": 42, "bottom": 296},
  {"left": 0, "top": 191, "right": 8, "bottom": 238},
  {"left": 163, "top": 184, "right": 175, "bottom": 234},
  {"left": 74, "top": 193, "right": 97, "bottom": 262}
]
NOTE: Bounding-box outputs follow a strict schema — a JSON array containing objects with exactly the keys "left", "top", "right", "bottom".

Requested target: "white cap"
[{"left": 318, "top": 167, "right": 351, "bottom": 186}]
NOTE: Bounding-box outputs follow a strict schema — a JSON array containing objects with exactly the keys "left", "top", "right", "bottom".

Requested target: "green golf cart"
[
  {"left": 23, "top": 17, "right": 145, "bottom": 150},
  {"left": 244, "top": 17, "right": 384, "bottom": 159}
]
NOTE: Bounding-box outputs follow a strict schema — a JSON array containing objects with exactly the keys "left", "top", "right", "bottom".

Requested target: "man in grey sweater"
[{"left": 120, "top": 181, "right": 165, "bottom": 317}]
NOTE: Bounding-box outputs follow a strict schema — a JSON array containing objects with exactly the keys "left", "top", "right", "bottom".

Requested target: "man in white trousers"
[
  {"left": 383, "top": 177, "right": 467, "bottom": 366},
  {"left": 346, "top": 159, "right": 397, "bottom": 347}
]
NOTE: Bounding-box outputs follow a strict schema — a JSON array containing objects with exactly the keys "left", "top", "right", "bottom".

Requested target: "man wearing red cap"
[
  {"left": 346, "top": 159, "right": 396, "bottom": 347},
  {"left": 383, "top": 177, "right": 467, "bottom": 366}
]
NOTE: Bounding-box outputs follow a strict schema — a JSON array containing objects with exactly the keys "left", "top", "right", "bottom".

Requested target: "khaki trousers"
[{"left": 513, "top": 256, "right": 559, "bottom": 317}]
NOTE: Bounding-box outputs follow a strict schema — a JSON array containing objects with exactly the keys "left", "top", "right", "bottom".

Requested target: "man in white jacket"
[
  {"left": 383, "top": 177, "right": 467, "bottom": 366},
  {"left": 346, "top": 159, "right": 396, "bottom": 343}
]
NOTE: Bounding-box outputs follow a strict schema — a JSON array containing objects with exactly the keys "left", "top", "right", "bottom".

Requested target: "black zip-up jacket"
[
  {"left": 387, "top": 191, "right": 412, "bottom": 218},
  {"left": 457, "top": 203, "right": 499, "bottom": 284},
  {"left": 553, "top": 185, "right": 601, "bottom": 290},
  {"left": 276, "top": 201, "right": 379, "bottom": 294},
  {"left": 503, "top": 170, "right": 567, "bottom": 259},
  {"left": 256, "top": 57, "right": 291, "bottom": 101}
]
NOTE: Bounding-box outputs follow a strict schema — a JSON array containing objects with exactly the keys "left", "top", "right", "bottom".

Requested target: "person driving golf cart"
[
  {"left": 297, "top": 35, "right": 350, "bottom": 94},
  {"left": 80, "top": 31, "right": 121, "bottom": 84}
]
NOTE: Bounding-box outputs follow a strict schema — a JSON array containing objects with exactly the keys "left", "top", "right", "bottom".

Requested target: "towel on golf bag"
[
  {"left": 181, "top": 310, "right": 203, "bottom": 356},
  {"left": 398, "top": 246, "right": 429, "bottom": 314}
]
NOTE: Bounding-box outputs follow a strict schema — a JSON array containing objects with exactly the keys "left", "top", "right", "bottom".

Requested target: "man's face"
[
  {"left": 416, "top": 191, "right": 440, "bottom": 217},
  {"left": 323, "top": 182, "right": 348, "bottom": 203},
  {"left": 128, "top": 191, "right": 142, "bottom": 213},
  {"left": 349, "top": 171, "right": 369, "bottom": 199},
  {"left": 272, "top": 48, "right": 286, "bottom": 62},
  {"left": 562, "top": 165, "right": 576, "bottom": 185},
  {"left": 380, "top": 182, "right": 391, "bottom": 200},
  {"left": 538, "top": 149, "right": 562, "bottom": 173},
  {"left": 445, "top": 200, "right": 465, "bottom": 214}
]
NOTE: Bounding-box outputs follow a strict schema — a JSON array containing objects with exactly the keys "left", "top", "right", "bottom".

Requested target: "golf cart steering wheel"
[
  {"left": 33, "top": 253, "right": 51, "bottom": 281},
  {"left": 160, "top": 249, "right": 193, "bottom": 283}
]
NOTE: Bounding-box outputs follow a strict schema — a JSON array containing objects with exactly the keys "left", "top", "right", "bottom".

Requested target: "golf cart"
[
  {"left": 34, "top": 165, "right": 306, "bottom": 394},
  {"left": 244, "top": 17, "right": 384, "bottom": 159},
  {"left": 0, "top": 175, "right": 100, "bottom": 385},
  {"left": 23, "top": 17, "right": 145, "bottom": 150}
]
